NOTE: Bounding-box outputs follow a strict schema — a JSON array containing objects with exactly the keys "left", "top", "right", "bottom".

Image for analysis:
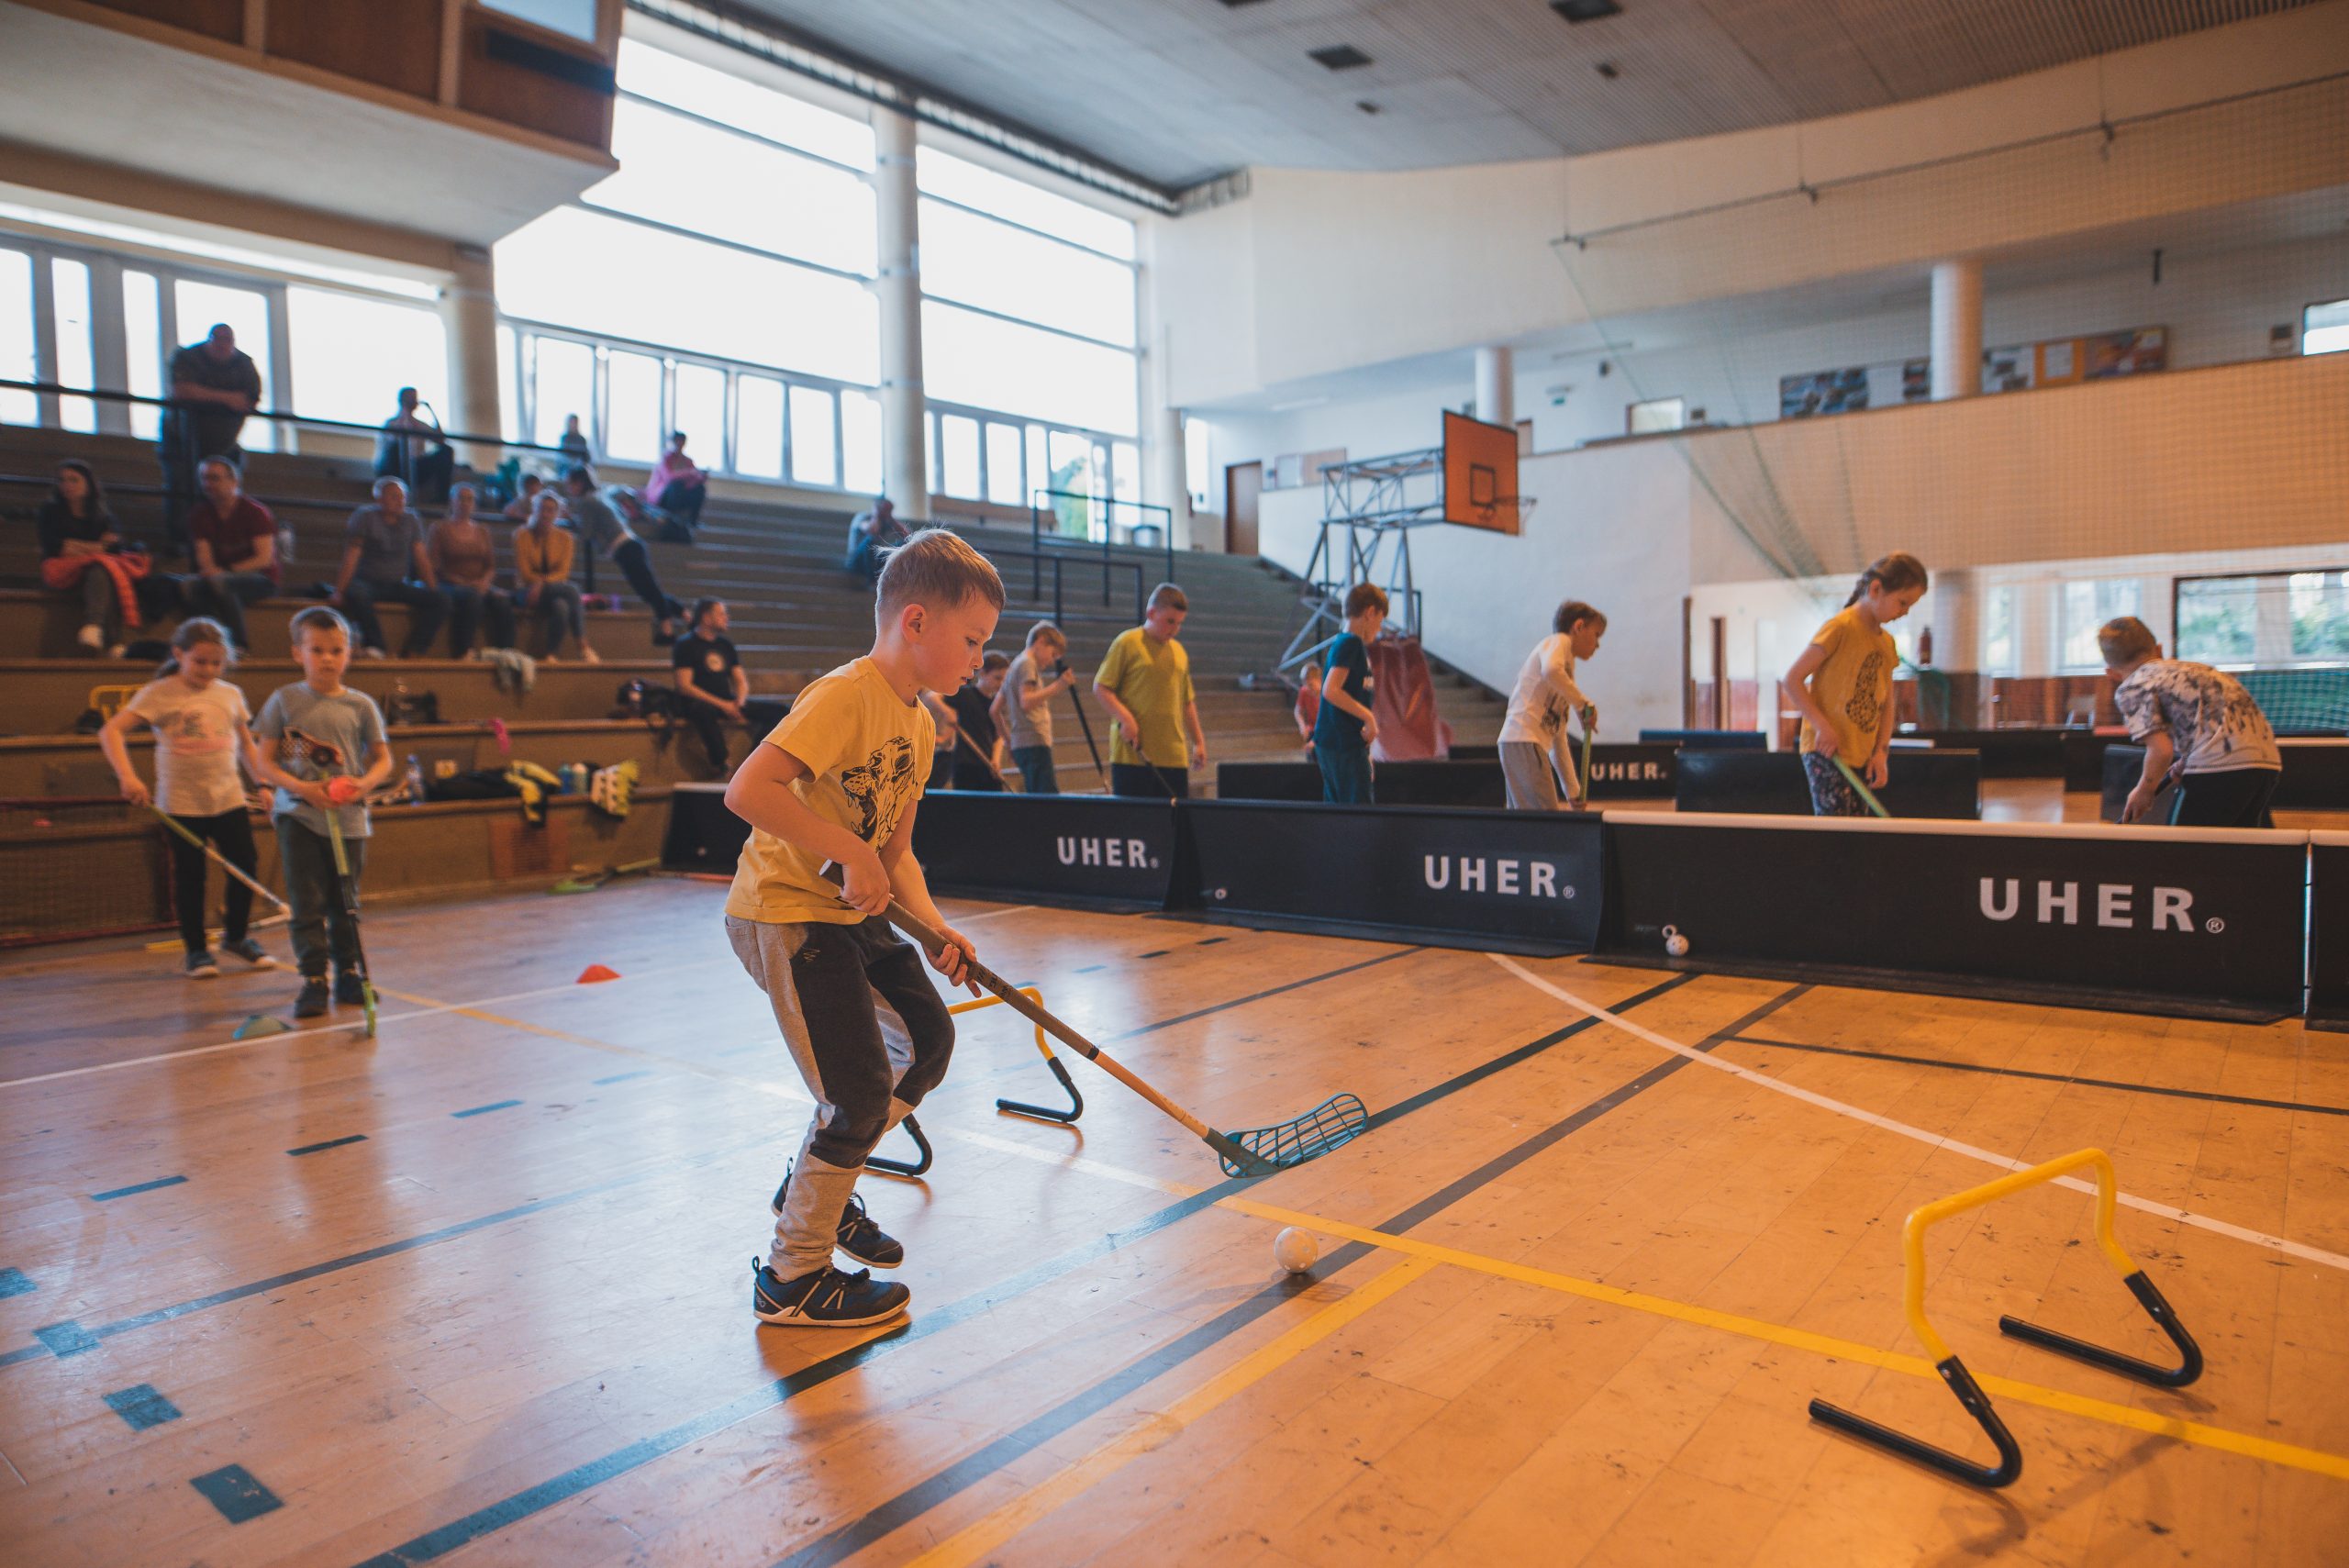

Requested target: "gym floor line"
[
  {"left": 769, "top": 982, "right": 1822, "bottom": 1568},
  {"left": 1492, "top": 951, "right": 2349, "bottom": 1273},
  {"left": 0, "top": 925, "right": 1437, "bottom": 1373},
  {"left": 0, "top": 899, "right": 1040, "bottom": 1091},
  {"left": 1724, "top": 1031, "right": 2349, "bottom": 1118},
  {"left": 323, "top": 970, "right": 1714, "bottom": 1566}
]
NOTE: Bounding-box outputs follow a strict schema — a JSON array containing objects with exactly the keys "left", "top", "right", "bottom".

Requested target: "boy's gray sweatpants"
[
  {"left": 1500, "top": 740, "right": 1575, "bottom": 810},
  {"left": 727, "top": 913, "right": 955, "bottom": 1278}
]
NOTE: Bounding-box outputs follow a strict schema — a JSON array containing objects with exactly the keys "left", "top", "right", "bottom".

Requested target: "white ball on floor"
[
  {"left": 1665, "top": 931, "right": 1690, "bottom": 958},
  {"left": 1273, "top": 1227, "right": 1319, "bottom": 1273}
]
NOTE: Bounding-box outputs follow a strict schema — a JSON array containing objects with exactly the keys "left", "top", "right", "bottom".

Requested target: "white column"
[
  {"left": 1147, "top": 404, "right": 1193, "bottom": 553},
  {"left": 874, "top": 106, "right": 929, "bottom": 521},
  {"left": 440, "top": 244, "right": 503, "bottom": 463},
  {"left": 1474, "top": 344, "right": 1514, "bottom": 427},
  {"left": 1929, "top": 259, "right": 1982, "bottom": 402}
]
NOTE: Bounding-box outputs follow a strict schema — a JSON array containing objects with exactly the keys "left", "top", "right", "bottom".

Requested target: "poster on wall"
[
  {"left": 1779, "top": 367, "right": 1869, "bottom": 418},
  {"left": 1900, "top": 358, "right": 1930, "bottom": 402},
  {"left": 1983, "top": 344, "right": 2033, "bottom": 393},
  {"left": 2085, "top": 327, "right": 2167, "bottom": 378}
]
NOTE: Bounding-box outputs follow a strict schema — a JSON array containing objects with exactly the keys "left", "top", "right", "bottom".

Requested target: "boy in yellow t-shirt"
[
  {"left": 723, "top": 528, "right": 1002, "bottom": 1328},
  {"left": 1780, "top": 552, "right": 1928, "bottom": 816},
  {"left": 1092, "top": 582, "right": 1207, "bottom": 798}
]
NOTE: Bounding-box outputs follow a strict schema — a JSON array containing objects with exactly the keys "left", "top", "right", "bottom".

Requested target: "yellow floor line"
[
  {"left": 395, "top": 989, "right": 2349, "bottom": 1486},
  {"left": 904, "top": 1254, "right": 1439, "bottom": 1568}
]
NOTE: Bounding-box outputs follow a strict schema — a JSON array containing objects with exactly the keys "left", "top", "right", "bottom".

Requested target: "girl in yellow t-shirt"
[{"left": 1781, "top": 552, "right": 1928, "bottom": 816}]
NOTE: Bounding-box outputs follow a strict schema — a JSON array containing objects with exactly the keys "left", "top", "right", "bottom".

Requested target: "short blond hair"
[
  {"left": 2097, "top": 616, "right": 2160, "bottom": 668},
  {"left": 1147, "top": 583, "right": 1187, "bottom": 614},
  {"left": 1026, "top": 619, "right": 1066, "bottom": 650},
  {"left": 875, "top": 528, "right": 1005, "bottom": 619}
]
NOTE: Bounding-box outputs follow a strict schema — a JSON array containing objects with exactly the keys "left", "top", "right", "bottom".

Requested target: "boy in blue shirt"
[{"left": 1313, "top": 583, "right": 1387, "bottom": 803}]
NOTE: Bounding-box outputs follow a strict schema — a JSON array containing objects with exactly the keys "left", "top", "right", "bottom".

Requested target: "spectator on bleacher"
[
  {"left": 373, "top": 386, "right": 453, "bottom": 506},
  {"left": 645, "top": 430, "right": 709, "bottom": 537},
  {"left": 159, "top": 323, "right": 262, "bottom": 561},
  {"left": 846, "top": 495, "right": 907, "bottom": 584},
  {"left": 184, "top": 456, "right": 279, "bottom": 652},
  {"left": 1094, "top": 583, "right": 1207, "bottom": 798},
  {"left": 607, "top": 481, "right": 686, "bottom": 548},
  {"left": 39, "top": 459, "right": 163, "bottom": 656},
  {"left": 561, "top": 464, "right": 683, "bottom": 645},
  {"left": 671, "top": 597, "right": 748, "bottom": 774},
  {"left": 558, "top": 413, "right": 592, "bottom": 466},
  {"left": 429, "top": 484, "right": 516, "bottom": 657},
  {"left": 332, "top": 477, "right": 447, "bottom": 659},
  {"left": 514, "top": 490, "right": 596, "bottom": 662},
  {"left": 501, "top": 471, "right": 544, "bottom": 522}
]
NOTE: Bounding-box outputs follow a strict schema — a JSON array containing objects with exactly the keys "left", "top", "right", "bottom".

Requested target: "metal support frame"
[
  {"left": 1274, "top": 445, "right": 1447, "bottom": 682},
  {"left": 1809, "top": 1147, "right": 2202, "bottom": 1489}
]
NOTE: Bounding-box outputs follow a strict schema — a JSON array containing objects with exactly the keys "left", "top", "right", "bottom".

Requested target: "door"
[{"left": 1224, "top": 460, "right": 1261, "bottom": 556}]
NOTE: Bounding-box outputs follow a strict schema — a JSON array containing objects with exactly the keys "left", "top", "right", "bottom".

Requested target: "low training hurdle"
[
  {"left": 1808, "top": 1147, "right": 2202, "bottom": 1488},
  {"left": 863, "top": 985, "right": 1085, "bottom": 1179}
]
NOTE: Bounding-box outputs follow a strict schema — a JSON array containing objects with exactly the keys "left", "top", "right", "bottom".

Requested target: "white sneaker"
[{"left": 76, "top": 624, "right": 105, "bottom": 651}]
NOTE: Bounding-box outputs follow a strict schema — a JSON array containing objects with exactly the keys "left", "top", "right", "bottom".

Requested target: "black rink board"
[
  {"left": 1185, "top": 799, "right": 1604, "bottom": 955},
  {"left": 1602, "top": 812, "right": 2305, "bottom": 1018}
]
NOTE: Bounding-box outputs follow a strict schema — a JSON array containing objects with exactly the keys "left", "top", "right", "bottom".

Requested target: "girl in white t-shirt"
[{"left": 100, "top": 617, "right": 277, "bottom": 978}]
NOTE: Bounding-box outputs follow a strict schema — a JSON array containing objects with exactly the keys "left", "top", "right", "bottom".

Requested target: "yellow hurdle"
[
  {"left": 867, "top": 986, "right": 1085, "bottom": 1179},
  {"left": 1810, "top": 1147, "right": 2202, "bottom": 1489}
]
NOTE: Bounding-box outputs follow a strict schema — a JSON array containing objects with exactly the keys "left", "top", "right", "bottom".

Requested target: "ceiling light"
[
  {"left": 1551, "top": 0, "right": 1623, "bottom": 23},
  {"left": 1308, "top": 45, "right": 1373, "bottom": 71}
]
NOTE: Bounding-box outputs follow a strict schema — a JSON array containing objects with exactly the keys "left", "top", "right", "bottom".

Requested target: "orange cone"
[{"left": 577, "top": 963, "right": 620, "bottom": 984}]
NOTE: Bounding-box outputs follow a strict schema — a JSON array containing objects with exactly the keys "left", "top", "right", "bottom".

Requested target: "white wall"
[{"left": 1151, "top": 2, "right": 2349, "bottom": 411}]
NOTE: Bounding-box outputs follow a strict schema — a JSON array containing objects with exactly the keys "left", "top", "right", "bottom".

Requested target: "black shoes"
[
  {"left": 294, "top": 976, "right": 330, "bottom": 1018},
  {"left": 768, "top": 1182, "right": 905, "bottom": 1270},
  {"left": 751, "top": 1260, "right": 910, "bottom": 1327}
]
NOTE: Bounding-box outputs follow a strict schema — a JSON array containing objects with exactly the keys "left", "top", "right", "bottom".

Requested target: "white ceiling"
[
  {"left": 0, "top": 4, "right": 614, "bottom": 250},
  {"left": 722, "top": 0, "right": 2326, "bottom": 190}
]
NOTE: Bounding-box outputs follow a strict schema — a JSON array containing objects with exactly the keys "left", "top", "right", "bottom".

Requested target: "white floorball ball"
[
  {"left": 1273, "top": 1227, "right": 1319, "bottom": 1273},
  {"left": 1664, "top": 926, "right": 1691, "bottom": 958}
]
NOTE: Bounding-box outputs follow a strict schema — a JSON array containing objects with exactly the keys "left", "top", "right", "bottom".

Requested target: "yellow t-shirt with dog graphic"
[
  {"left": 1798, "top": 606, "right": 1897, "bottom": 762},
  {"left": 726, "top": 656, "right": 935, "bottom": 925}
]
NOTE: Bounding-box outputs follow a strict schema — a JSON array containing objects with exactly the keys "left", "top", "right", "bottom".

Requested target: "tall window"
[
  {"left": 287, "top": 287, "right": 448, "bottom": 428},
  {"left": 917, "top": 147, "right": 1139, "bottom": 450},
  {"left": 1980, "top": 585, "right": 2017, "bottom": 675},
  {"left": 2060, "top": 578, "right": 2141, "bottom": 671},
  {"left": 2304, "top": 299, "right": 2349, "bottom": 357}
]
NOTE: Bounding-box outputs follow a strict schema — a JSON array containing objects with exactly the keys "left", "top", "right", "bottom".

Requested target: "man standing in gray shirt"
[{"left": 332, "top": 476, "right": 447, "bottom": 658}]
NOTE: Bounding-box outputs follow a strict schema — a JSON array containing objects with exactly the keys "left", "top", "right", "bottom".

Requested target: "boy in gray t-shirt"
[
  {"left": 995, "top": 621, "right": 1074, "bottom": 794},
  {"left": 251, "top": 607, "right": 395, "bottom": 1017}
]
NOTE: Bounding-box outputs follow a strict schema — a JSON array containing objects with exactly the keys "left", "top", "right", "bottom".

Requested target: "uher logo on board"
[
  {"left": 1977, "top": 878, "right": 2210, "bottom": 932},
  {"left": 1422, "top": 854, "right": 1578, "bottom": 901},
  {"left": 1587, "top": 758, "right": 1669, "bottom": 785},
  {"left": 1059, "top": 835, "right": 1158, "bottom": 870}
]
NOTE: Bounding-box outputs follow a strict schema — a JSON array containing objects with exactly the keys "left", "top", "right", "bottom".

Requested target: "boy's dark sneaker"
[
  {"left": 294, "top": 977, "right": 330, "bottom": 1018},
  {"left": 334, "top": 970, "right": 369, "bottom": 1006},
  {"left": 223, "top": 937, "right": 276, "bottom": 969},
  {"left": 768, "top": 1182, "right": 906, "bottom": 1270},
  {"left": 751, "top": 1259, "right": 909, "bottom": 1327},
  {"left": 185, "top": 951, "right": 219, "bottom": 980}
]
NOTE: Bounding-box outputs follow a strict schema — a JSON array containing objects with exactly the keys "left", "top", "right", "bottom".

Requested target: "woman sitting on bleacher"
[
  {"left": 429, "top": 484, "right": 516, "bottom": 658},
  {"left": 38, "top": 460, "right": 166, "bottom": 657},
  {"left": 514, "top": 490, "right": 597, "bottom": 663}
]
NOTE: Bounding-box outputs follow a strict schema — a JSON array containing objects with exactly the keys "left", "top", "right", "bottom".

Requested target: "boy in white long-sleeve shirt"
[{"left": 1497, "top": 600, "right": 1606, "bottom": 810}]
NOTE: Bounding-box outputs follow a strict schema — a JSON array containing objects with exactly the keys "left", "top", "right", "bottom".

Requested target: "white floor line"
[
  {"left": 0, "top": 954, "right": 740, "bottom": 1091},
  {"left": 1488, "top": 952, "right": 2349, "bottom": 1274},
  {"left": 0, "top": 906, "right": 1040, "bottom": 1094}
]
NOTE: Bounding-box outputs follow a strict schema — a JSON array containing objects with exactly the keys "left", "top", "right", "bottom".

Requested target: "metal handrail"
[
  {"left": 1027, "top": 487, "right": 1174, "bottom": 597},
  {"left": 0, "top": 378, "right": 568, "bottom": 461}
]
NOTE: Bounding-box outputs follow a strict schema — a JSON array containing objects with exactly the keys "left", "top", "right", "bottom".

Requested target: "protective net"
[
  {"left": 0, "top": 798, "right": 173, "bottom": 947},
  {"left": 1548, "top": 71, "right": 2349, "bottom": 740}
]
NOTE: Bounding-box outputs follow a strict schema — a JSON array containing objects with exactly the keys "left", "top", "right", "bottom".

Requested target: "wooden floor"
[{"left": 2, "top": 879, "right": 2345, "bottom": 1567}]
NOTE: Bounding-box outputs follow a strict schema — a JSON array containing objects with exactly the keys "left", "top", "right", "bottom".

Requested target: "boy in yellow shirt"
[
  {"left": 1093, "top": 583, "right": 1208, "bottom": 797},
  {"left": 723, "top": 528, "right": 1001, "bottom": 1327}
]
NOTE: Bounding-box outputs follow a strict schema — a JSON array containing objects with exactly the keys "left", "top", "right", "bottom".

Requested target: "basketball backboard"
[{"left": 1441, "top": 410, "right": 1520, "bottom": 534}]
